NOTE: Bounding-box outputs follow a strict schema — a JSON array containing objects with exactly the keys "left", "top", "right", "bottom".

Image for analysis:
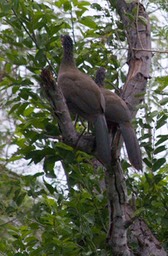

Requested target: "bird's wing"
[
  {"left": 58, "top": 71, "right": 104, "bottom": 118},
  {"left": 102, "top": 89, "right": 131, "bottom": 122}
]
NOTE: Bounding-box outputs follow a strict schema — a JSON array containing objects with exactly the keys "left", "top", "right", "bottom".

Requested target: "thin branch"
[
  {"left": 110, "top": 46, "right": 168, "bottom": 54},
  {"left": 70, "top": 2, "right": 76, "bottom": 44},
  {"left": 132, "top": 48, "right": 168, "bottom": 54},
  {"left": 0, "top": 217, "right": 18, "bottom": 227}
]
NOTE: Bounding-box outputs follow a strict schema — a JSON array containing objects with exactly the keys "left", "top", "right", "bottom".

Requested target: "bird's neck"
[{"left": 61, "top": 48, "right": 76, "bottom": 68}]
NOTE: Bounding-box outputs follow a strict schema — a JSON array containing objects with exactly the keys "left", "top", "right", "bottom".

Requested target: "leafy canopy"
[{"left": 0, "top": 0, "right": 167, "bottom": 254}]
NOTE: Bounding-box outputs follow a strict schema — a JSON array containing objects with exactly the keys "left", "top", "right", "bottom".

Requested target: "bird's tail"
[
  {"left": 94, "top": 114, "right": 111, "bottom": 167},
  {"left": 120, "top": 122, "right": 142, "bottom": 171}
]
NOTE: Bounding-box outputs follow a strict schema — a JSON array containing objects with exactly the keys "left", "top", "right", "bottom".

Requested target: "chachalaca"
[
  {"left": 57, "top": 35, "right": 111, "bottom": 166},
  {"left": 95, "top": 67, "right": 142, "bottom": 171}
]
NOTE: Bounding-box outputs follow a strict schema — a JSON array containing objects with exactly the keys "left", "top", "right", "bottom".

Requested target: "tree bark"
[{"left": 126, "top": 205, "right": 167, "bottom": 256}]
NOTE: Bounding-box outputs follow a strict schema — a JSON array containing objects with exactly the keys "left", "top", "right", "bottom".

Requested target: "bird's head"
[
  {"left": 61, "top": 35, "right": 73, "bottom": 50},
  {"left": 95, "top": 67, "right": 106, "bottom": 87}
]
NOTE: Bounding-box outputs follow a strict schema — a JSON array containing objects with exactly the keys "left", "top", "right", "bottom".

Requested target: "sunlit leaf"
[
  {"left": 23, "top": 106, "right": 34, "bottom": 116},
  {"left": 79, "top": 16, "right": 97, "bottom": 29}
]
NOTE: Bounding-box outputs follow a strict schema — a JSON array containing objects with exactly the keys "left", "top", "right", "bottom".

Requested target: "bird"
[
  {"left": 95, "top": 67, "right": 142, "bottom": 171},
  {"left": 57, "top": 35, "right": 111, "bottom": 166}
]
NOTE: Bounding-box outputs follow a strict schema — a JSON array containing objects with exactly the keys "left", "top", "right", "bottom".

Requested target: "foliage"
[
  {"left": 0, "top": 162, "right": 110, "bottom": 255},
  {"left": 0, "top": 0, "right": 168, "bottom": 254}
]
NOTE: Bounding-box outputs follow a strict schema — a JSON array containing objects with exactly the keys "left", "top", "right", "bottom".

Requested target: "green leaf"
[
  {"left": 155, "top": 135, "right": 168, "bottom": 146},
  {"left": 153, "top": 158, "right": 166, "bottom": 172},
  {"left": 156, "top": 114, "right": 167, "bottom": 129},
  {"left": 159, "top": 97, "right": 168, "bottom": 105},
  {"left": 16, "top": 102, "right": 29, "bottom": 115},
  {"left": 138, "top": 16, "right": 148, "bottom": 25},
  {"left": 43, "top": 180, "right": 55, "bottom": 194},
  {"left": 22, "top": 36, "right": 33, "bottom": 48},
  {"left": 125, "top": 12, "right": 135, "bottom": 22},
  {"left": 0, "top": 2, "right": 12, "bottom": 13},
  {"left": 25, "top": 149, "right": 45, "bottom": 163},
  {"left": 91, "top": 3, "right": 102, "bottom": 11},
  {"left": 23, "top": 106, "right": 34, "bottom": 116},
  {"left": 8, "top": 103, "right": 22, "bottom": 115},
  {"left": 43, "top": 155, "right": 56, "bottom": 178},
  {"left": 35, "top": 49, "right": 46, "bottom": 65},
  {"left": 63, "top": 1, "right": 72, "bottom": 11},
  {"left": 8, "top": 155, "right": 23, "bottom": 162},
  {"left": 15, "top": 192, "right": 27, "bottom": 206},
  {"left": 153, "top": 174, "right": 163, "bottom": 184},
  {"left": 19, "top": 90, "right": 29, "bottom": 100},
  {"left": 56, "top": 142, "right": 73, "bottom": 152},
  {"left": 154, "top": 145, "right": 166, "bottom": 155},
  {"left": 12, "top": 0, "right": 19, "bottom": 10},
  {"left": 143, "top": 157, "right": 152, "bottom": 168},
  {"left": 79, "top": 16, "right": 97, "bottom": 29},
  {"left": 77, "top": 1, "right": 90, "bottom": 7},
  {"left": 155, "top": 75, "right": 168, "bottom": 91}
]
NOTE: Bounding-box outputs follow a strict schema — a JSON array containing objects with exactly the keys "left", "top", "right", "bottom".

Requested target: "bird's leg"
[
  {"left": 74, "top": 114, "right": 88, "bottom": 134},
  {"left": 73, "top": 115, "right": 89, "bottom": 147},
  {"left": 74, "top": 114, "right": 79, "bottom": 128}
]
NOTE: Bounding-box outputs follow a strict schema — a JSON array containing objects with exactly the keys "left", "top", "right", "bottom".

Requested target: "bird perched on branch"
[
  {"left": 95, "top": 67, "right": 142, "bottom": 171},
  {"left": 57, "top": 35, "right": 111, "bottom": 166}
]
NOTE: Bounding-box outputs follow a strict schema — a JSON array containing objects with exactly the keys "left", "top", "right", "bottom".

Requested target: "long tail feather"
[
  {"left": 120, "top": 122, "right": 142, "bottom": 171},
  {"left": 94, "top": 115, "right": 111, "bottom": 166}
]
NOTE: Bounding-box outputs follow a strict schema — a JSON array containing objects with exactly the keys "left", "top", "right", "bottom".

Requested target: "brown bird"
[
  {"left": 95, "top": 67, "right": 142, "bottom": 171},
  {"left": 57, "top": 35, "right": 111, "bottom": 166}
]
